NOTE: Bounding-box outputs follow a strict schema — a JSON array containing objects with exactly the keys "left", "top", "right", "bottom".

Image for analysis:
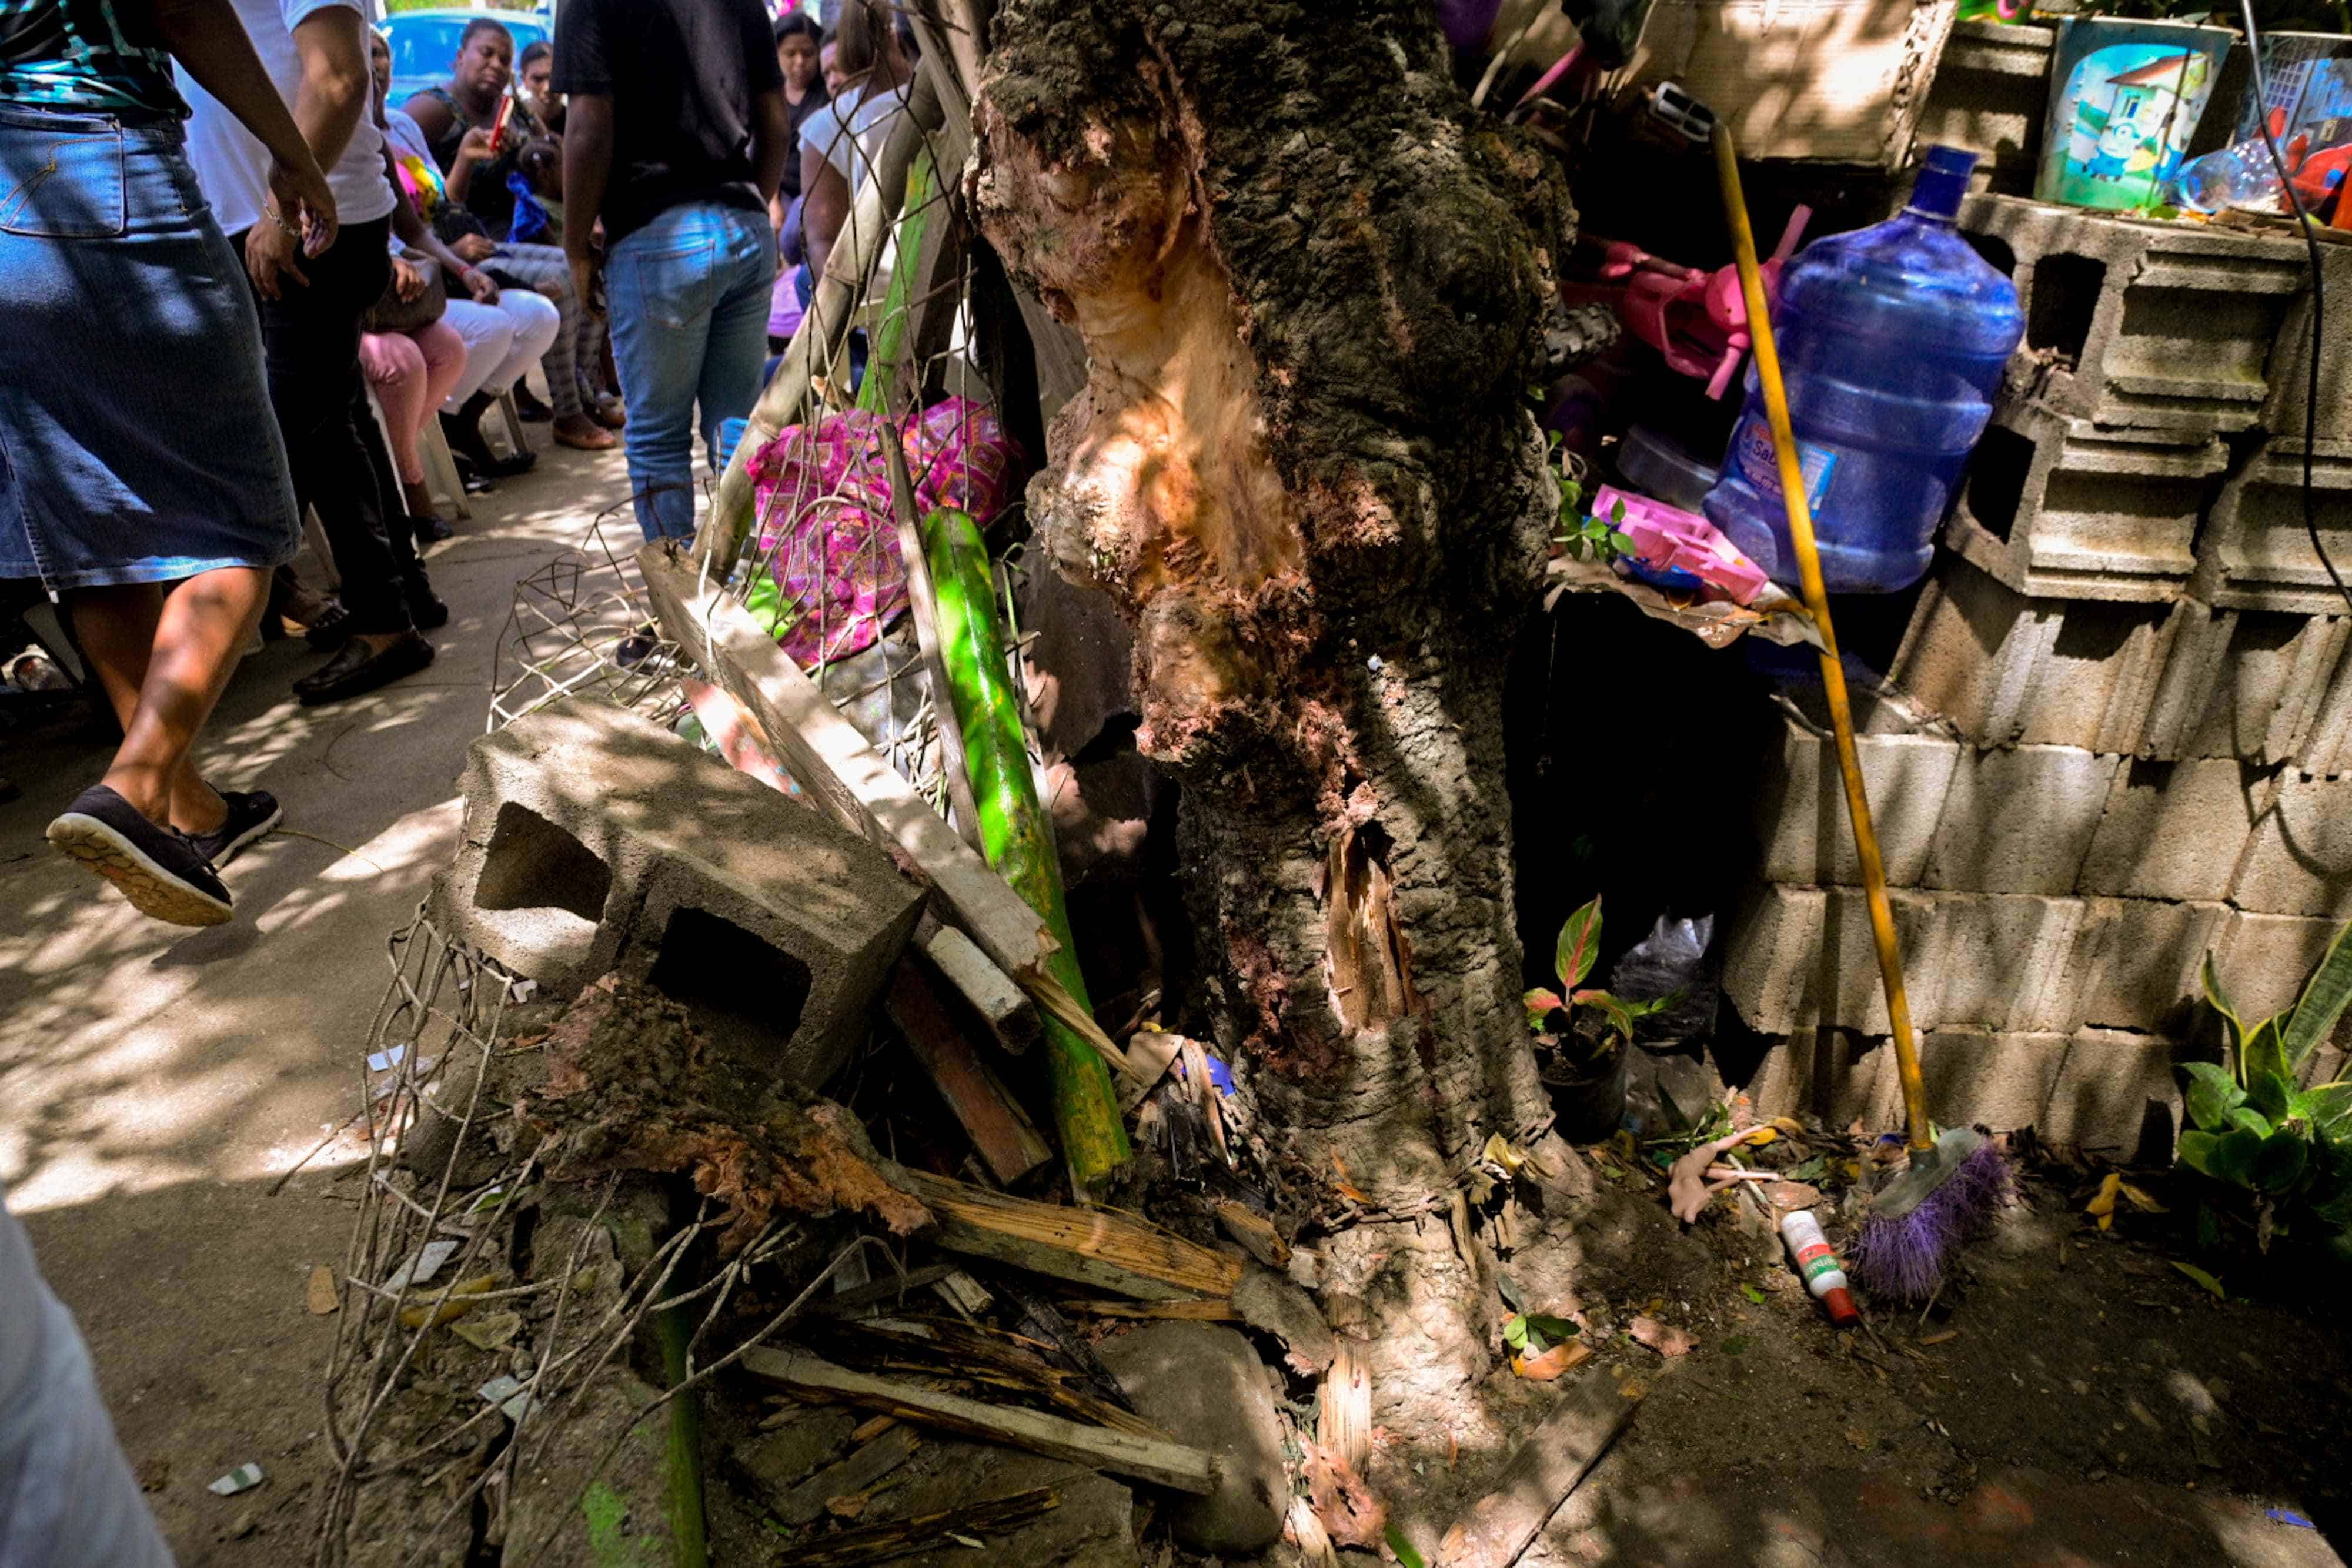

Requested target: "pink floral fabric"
[{"left": 744, "top": 397, "right": 1014, "bottom": 668}]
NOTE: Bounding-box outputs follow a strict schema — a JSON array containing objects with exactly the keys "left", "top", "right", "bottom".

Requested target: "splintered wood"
[
  {"left": 884, "top": 1166, "right": 1244, "bottom": 1302},
  {"left": 741, "top": 1348, "right": 1215, "bottom": 1494}
]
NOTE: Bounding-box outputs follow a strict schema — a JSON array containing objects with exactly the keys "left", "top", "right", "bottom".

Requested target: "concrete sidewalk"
[{"left": 0, "top": 442, "right": 632, "bottom": 1564}]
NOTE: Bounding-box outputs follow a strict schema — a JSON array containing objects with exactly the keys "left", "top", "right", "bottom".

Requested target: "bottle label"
[
  {"left": 1792, "top": 1238, "right": 1840, "bottom": 1283},
  {"left": 1735, "top": 417, "right": 1838, "bottom": 513}
]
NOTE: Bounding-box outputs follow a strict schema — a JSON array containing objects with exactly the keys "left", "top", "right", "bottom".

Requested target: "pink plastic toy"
[
  {"left": 1591, "top": 207, "right": 1812, "bottom": 399},
  {"left": 1594, "top": 484, "right": 1769, "bottom": 604}
]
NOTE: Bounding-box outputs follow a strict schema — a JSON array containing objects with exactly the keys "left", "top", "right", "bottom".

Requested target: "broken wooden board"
[
  {"left": 886, "top": 959, "right": 1052, "bottom": 1185},
  {"left": 884, "top": 1165, "right": 1244, "bottom": 1303},
  {"left": 1435, "top": 1370, "right": 1639, "bottom": 1568},
  {"left": 640, "top": 543, "right": 1052, "bottom": 984},
  {"left": 916, "top": 915, "right": 1039, "bottom": 1054},
  {"left": 793, "top": 1485, "right": 1060, "bottom": 1566},
  {"left": 740, "top": 1348, "right": 1215, "bottom": 1495}
]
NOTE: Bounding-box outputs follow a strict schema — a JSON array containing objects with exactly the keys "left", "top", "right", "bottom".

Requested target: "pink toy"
[
  {"left": 1594, "top": 484, "right": 1769, "bottom": 604},
  {"left": 1591, "top": 207, "right": 1812, "bottom": 399}
]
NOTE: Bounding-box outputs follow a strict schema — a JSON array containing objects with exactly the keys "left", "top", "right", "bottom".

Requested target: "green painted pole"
[{"left": 919, "top": 506, "right": 1131, "bottom": 1182}]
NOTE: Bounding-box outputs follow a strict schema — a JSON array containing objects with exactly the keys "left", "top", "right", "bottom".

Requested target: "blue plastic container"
[{"left": 1702, "top": 146, "right": 2027, "bottom": 594}]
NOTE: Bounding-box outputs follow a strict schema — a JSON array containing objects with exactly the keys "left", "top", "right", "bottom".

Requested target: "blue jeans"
[{"left": 605, "top": 202, "right": 777, "bottom": 542}]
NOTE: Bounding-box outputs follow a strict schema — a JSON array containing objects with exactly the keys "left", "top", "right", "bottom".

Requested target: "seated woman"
[
  {"left": 395, "top": 19, "right": 617, "bottom": 449},
  {"left": 360, "top": 270, "right": 469, "bottom": 531}
]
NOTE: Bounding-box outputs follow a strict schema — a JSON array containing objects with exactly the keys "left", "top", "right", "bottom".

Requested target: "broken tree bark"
[
  {"left": 1435, "top": 1372, "right": 1638, "bottom": 1568},
  {"left": 883, "top": 1165, "right": 1242, "bottom": 1302},
  {"left": 974, "top": 1, "right": 1602, "bottom": 1211}
]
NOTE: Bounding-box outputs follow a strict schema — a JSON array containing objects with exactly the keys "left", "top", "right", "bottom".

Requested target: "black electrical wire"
[{"left": 2239, "top": 0, "right": 2352, "bottom": 617}]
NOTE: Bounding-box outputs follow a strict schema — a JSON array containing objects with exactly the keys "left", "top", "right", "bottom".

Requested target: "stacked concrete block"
[
  {"left": 2259, "top": 242, "right": 2352, "bottom": 448},
  {"left": 2298, "top": 651, "right": 2352, "bottom": 778},
  {"left": 1912, "top": 20, "right": 2054, "bottom": 197},
  {"left": 2075, "top": 898, "right": 2229, "bottom": 1034},
  {"left": 1922, "top": 743, "right": 2118, "bottom": 894},
  {"left": 1753, "top": 709, "right": 1959, "bottom": 887},
  {"left": 2140, "top": 601, "right": 2347, "bottom": 765},
  {"left": 2209, "top": 911, "right": 2352, "bottom": 1037},
  {"left": 1959, "top": 194, "right": 2308, "bottom": 436},
  {"left": 2184, "top": 441, "right": 2352, "bottom": 616},
  {"left": 2229, "top": 774, "right": 2352, "bottom": 921},
  {"left": 1943, "top": 399, "right": 2227, "bottom": 602},
  {"left": 2076, "top": 758, "right": 2268, "bottom": 903},
  {"left": 429, "top": 700, "right": 926, "bottom": 1092},
  {"left": 1888, "top": 553, "right": 2178, "bottom": 753}
]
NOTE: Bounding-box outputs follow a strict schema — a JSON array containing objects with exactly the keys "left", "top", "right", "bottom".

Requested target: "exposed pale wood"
[
  {"left": 885, "top": 1165, "right": 1244, "bottom": 1303},
  {"left": 741, "top": 1349, "right": 1216, "bottom": 1494},
  {"left": 701, "top": 74, "right": 943, "bottom": 574},
  {"left": 771, "top": 1423, "right": 922, "bottom": 1527},
  {"left": 1214, "top": 1201, "right": 1289, "bottom": 1269},
  {"left": 1119, "top": 1029, "right": 1185, "bottom": 1110},
  {"left": 916, "top": 914, "right": 1039, "bottom": 1054},
  {"left": 1435, "top": 1372, "right": 1639, "bottom": 1568},
  {"left": 887, "top": 960, "right": 1051, "bottom": 1185},
  {"left": 1318, "top": 1343, "right": 1372, "bottom": 1472},
  {"left": 639, "top": 543, "right": 1054, "bottom": 988},
  {"left": 1060, "top": 1298, "right": 1240, "bottom": 1323}
]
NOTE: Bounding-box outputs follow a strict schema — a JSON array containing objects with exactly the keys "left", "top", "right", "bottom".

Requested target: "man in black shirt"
[{"left": 553, "top": 0, "right": 788, "bottom": 543}]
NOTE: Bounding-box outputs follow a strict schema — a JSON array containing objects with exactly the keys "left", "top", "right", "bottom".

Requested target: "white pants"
[
  {"left": 0, "top": 1187, "right": 174, "bottom": 1568},
  {"left": 441, "top": 290, "right": 561, "bottom": 410}
]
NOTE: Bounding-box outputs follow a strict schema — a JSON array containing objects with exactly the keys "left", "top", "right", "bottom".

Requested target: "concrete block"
[
  {"left": 429, "top": 701, "right": 925, "bottom": 1088},
  {"left": 2140, "top": 600, "right": 2347, "bottom": 764},
  {"left": 2210, "top": 909, "right": 2352, "bottom": 1029},
  {"left": 1912, "top": 20, "right": 2054, "bottom": 196},
  {"left": 1889, "top": 553, "right": 2179, "bottom": 752},
  {"left": 2185, "top": 440, "right": 2352, "bottom": 616},
  {"left": 2046, "top": 1027, "right": 2182, "bottom": 1155},
  {"left": 2076, "top": 897, "right": 2229, "bottom": 1035},
  {"left": 1742, "top": 1028, "right": 1902, "bottom": 1129},
  {"left": 2297, "top": 647, "right": 2352, "bottom": 778},
  {"left": 2230, "top": 773, "right": 2352, "bottom": 920},
  {"left": 1917, "top": 892, "right": 2094, "bottom": 1033},
  {"left": 1721, "top": 882, "right": 1939, "bottom": 1037},
  {"left": 1960, "top": 194, "right": 2307, "bottom": 434},
  {"left": 2077, "top": 757, "right": 2270, "bottom": 901},
  {"left": 1945, "top": 397, "right": 2226, "bottom": 603},
  {"left": 1753, "top": 709, "right": 1959, "bottom": 888},
  {"left": 1924, "top": 744, "right": 2118, "bottom": 894},
  {"left": 2259, "top": 241, "right": 2352, "bottom": 447},
  {"left": 1916, "top": 1026, "right": 2069, "bottom": 1133}
]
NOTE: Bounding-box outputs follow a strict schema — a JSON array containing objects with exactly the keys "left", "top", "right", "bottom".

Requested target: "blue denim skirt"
[{"left": 0, "top": 106, "right": 300, "bottom": 591}]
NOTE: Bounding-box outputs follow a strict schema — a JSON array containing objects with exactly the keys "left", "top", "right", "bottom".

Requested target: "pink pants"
[{"left": 359, "top": 320, "right": 467, "bottom": 486}]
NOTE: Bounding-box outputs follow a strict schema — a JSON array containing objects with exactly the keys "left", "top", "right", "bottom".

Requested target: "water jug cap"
[{"left": 1906, "top": 145, "right": 1979, "bottom": 222}]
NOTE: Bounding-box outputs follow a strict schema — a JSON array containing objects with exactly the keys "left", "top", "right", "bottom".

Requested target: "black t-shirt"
[{"left": 549, "top": 0, "right": 782, "bottom": 247}]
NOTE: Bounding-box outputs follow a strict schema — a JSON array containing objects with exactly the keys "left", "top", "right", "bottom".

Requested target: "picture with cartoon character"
[{"left": 2039, "top": 22, "right": 2227, "bottom": 212}]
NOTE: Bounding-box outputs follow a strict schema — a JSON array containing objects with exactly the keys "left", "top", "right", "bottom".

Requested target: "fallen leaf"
[
  {"left": 1331, "top": 1154, "right": 1367, "bottom": 1205},
  {"left": 1512, "top": 1340, "right": 1592, "bottom": 1380},
  {"left": 1617, "top": 1375, "right": 1647, "bottom": 1400},
  {"left": 1742, "top": 1127, "right": 1778, "bottom": 1146},
  {"left": 1301, "top": 1439, "right": 1385, "bottom": 1550},
  {"left": 2086, "top": 1172, "right": 2122, "bottom": 1222},
  {"left": 1482, "top": 1132, "right": 1528, "bottom": 1175},
  {"left": 1769, "top": 1118, "right": 1806, "bottom": 1138},
  {"left": 1739, "top": 1283, "right": 1768, "bottom": 1305},
  {"left": 1919, "top": 1329, "right": 1958, "bottom": 1346},
  {"left": 827, "top": 1493, "right": 869, "bottom": 1520},
  {"left": 1847, "top": 1427, "right": 1874, "bottom": 1451},
  {"left": 1629, "top": 1315, "right": 1697, "bottom": 1357},
  {"left": 306, "top": 1265, "right": 339, "bottom": 1316},
  {"left": 2171, "top": 1261, "right": 2226, "bottom": 1300},
  {"left": 397, "top": 1274, "right": 499, "bottom": 1329},
  {"left": 2117, "top": 1182, "right": 2166, "bottom": 1214},
  {"left": 451, "top": 1310, "right": 523, "bottom": 1352},
  {"left": 1765, "top": 1181, "right": 1822, "bottom": 1209}
]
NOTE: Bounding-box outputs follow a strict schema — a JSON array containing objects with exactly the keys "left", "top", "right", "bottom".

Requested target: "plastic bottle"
[
  {"left": 1702, "top": 146, "right": 2026, "bottom": 594},
  {"left": 1779, "top": 1209, "right": 1861, "bottom": 1326},
  {"left": 2169, "top": 139, "right": 2290, "bottom": 215}
]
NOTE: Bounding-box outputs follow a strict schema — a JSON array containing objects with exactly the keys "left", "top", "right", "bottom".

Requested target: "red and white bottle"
[{"left": 1779, "top": 1209, "right": 1860, "bottom": 1326}]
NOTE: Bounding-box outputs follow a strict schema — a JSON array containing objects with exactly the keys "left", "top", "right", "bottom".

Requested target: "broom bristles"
[{"left": 1846, "top": 1139, "right": 2012, "bottom": 1302}]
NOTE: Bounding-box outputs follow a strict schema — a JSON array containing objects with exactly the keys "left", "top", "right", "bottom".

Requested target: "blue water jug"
[{"left": 1702, "top": 146, "right": 2026, "bottom": 594}]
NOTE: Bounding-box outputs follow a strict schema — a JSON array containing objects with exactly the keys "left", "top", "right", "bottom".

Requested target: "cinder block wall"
[{"left": 1722, "top": 198, "right": 2352, "bottom": 1156}]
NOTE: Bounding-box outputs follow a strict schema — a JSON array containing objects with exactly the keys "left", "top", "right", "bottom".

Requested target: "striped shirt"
[{"left": 0, "top": 0, "right": 183, "bottom": 119}]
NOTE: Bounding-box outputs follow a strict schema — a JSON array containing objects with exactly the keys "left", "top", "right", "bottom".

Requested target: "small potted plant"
[{"left": 1524, "top": 896, "right": 1676, "bottom": 1142}]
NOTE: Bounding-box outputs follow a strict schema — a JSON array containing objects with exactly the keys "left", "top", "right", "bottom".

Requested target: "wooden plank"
[
  {"left": 639, "top": 542, "right": 1054, "bottom": 986},
  {"left": 740, "top": 1348, "right": 1217, "bottom": 1495},
  {"left": 916, "top": 915, "right": 1039, "bottom": 1054},
  {"left": 886, "top": 958, "right": 1052, "bottom": 1185},
  {"left": 885, "top": 1165, "right": 1244, "bottom": 1303},
  {"left": 1435, "top": 1372, "right": 1639, "bottom": 1568},
  {"left": 1318, "top": 1343, "right": 1372, "bottom": 1472},
  {"left": 794, "top": 1486, "right": 1059, "bottom": 1566}
]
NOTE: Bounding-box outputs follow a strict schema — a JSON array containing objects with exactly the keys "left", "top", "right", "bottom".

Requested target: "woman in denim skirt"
[{"left": 1, "top": 0, "right": 336, "bottom": 928}]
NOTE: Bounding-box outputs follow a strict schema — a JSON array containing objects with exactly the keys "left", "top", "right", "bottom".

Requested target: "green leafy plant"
[
  {"left": 1545, "top": 433, "right": 1634, "bottom": 564},
  {"left": 2174, "top": 920, "right": 2352, "bottom": 1251},
  {"left": 1502, "top": 1312, "right": 1582, "bottom": 1356},
  {"left": 1524, "top": 895, "right": 1677, "bottom": 1071}
]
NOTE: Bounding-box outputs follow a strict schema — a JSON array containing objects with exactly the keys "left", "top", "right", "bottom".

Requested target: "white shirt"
[
  {"left": 176, "top": 0, "right": 396, "bottom": 238},
  {"left": 800, "top": 79, "right": 910, "bottom": 198}
]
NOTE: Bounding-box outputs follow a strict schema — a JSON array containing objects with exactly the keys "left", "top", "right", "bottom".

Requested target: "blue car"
[{"left": 379, "top": 8, "right": 552, "bottom": 111}]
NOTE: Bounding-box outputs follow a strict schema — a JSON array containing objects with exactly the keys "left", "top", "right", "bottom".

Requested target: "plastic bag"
[{"left": 1607, "top": 912, "right": 1718, "bottom": 1044}]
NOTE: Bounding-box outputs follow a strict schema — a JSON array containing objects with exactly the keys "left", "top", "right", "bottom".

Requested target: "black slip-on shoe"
[
  {"left": 48, "top": 784, "right": 233, "bottom": 926},
  {"left": 294, "top": 630, "right": 436, "bottom": 706},
  {"left": 186, "top": 788, "right": 281, "bottom": 868},
  {"left": 403, "top": 568, "right": 450, "bottom": 631},
  {"left": 413, "top": 512, "right": 457, "bottom": 546}
]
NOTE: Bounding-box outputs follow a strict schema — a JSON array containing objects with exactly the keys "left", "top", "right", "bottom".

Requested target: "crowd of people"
[{"left": 4, "top": 0, "right": 918, "bottom": 939}]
